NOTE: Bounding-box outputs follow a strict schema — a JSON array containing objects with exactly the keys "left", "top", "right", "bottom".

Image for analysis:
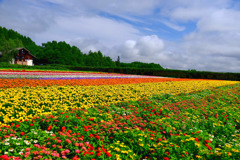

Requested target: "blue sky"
[{"left": 0, "top": 0, "right": 240, "bottom": 72}]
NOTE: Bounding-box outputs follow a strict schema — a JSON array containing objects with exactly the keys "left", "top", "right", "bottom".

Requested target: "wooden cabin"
[{"left": 11, "top": 48, "right": 36, "bottom": 66}]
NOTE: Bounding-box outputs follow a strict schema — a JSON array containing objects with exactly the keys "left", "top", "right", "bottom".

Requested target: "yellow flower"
[
  {"left": 196, "top": 155, "right": 201, "bottom": 158},
  {"left": 232, "top": 149, "right": 239, "bottom": 153}
]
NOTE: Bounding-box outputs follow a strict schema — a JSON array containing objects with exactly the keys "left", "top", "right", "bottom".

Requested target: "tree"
[
  {"left": 116, "top": 56, "right": 120, "bottom": 66},
  {"left": 0, "top": 39, "right": 18, "bottom": 62}
]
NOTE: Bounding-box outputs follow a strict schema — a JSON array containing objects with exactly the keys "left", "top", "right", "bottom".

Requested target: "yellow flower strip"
[{"left": 0, "top": 80, "right": 238, "bottom": 127}]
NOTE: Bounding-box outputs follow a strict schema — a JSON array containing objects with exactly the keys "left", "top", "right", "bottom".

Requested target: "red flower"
[
  {"left": 65, "top": 115, "right": 69, "bottom": 118},
  {"left": 15, "top": 124, "right": 19, "bottom": 128},
  {"left": 96, "top": 153, "right": 101, "bottom": 156},
  {"left": 89, "top": 134, "right": 93, "bottom": 138},
  {"left": 106, "top": 152, "right": 111, "bottom": 157},
  {"left": 208, "top": 146, "right": 212, "bottom": 150},
  {"left": 205, "top": 140, "right": 210, "bottom": 143},
  {"left": 30, "top": 123, "right": 33, "bottom": 126},
  {"left": 20, "top": 132, "right": 25, "bottom": 136},
  {"left": 165, "top": 152, "right": 170, "bottom": 155},
  {"left": 164, "top": 157, "right": 169, "bottom": 160},
  {"left": 47, "top": 125, "right": 52, "bottom": 131}
]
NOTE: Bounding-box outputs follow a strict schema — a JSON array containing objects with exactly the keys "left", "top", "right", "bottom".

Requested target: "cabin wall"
[{"left": 13, "top": 48, "right": 35, "bottom": 66}]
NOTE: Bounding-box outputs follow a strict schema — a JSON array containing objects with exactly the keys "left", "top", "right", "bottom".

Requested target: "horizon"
[{"left": 0, "top": 0, "right": 240, "bottom": 73}]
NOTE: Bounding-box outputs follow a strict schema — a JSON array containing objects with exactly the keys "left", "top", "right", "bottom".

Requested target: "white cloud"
[
  {"left": 160, "top": 20, "right": 185, "bottom": 31},
  {"left": 197, "top": 9, "right": 240, "bottom": 32},
  {"left": 70, "top": 38, "right": 108, "bottom": 54},
  {"left": 34, "top": 15, "right": 141, "bottom": 47},
  {"left": 111, "top": 35, "right": 165, "bottom": 62}
]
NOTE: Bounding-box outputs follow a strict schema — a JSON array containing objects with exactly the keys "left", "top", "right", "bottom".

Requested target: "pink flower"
[
  {"left": 57, "top": 140, "right": 61, "bottom": 143},
  {"left": 74, "top": 143, "right": 79, "bottom": 146},
  {"left": 52, "top": 144, "right": 56, "bottom": 147},
  {"left": 65, "top": 139, "right": 71, "bottom": 144},
  {"left": 75, "top": 149, "right": 80, "bottom": 154},
  {"left": 34, "top": 144, "right": 40, "bottom": 148},
  {"left": 65, "top": 149, "right": 70, "bottom": 153},
  {"left": 58, "top": 145, "right": 63, "bottom": 149},
  {"left": 62, "top": 156, "right": 67, "bottom": 159},
  {"left": 45, "top": 151, "right": 50, "bottom": 155},
  {"left": 79, "top": 143, "right": 84, "bottom": 147},
  {"left": 25, "top": 148, "right": 31, "bottom": 152},
  {"left": 37, "top": 155, "right": 43, "bottom": 159},
  {"left": 33, "top": 151, "right": 39, "bottom": 155},
  {"left": 82, "top": 147, "right": 87, "bottom": 151},
  {"left": 24, "top": 154, "right": 29, "bottom": 158},
  {"left": 25, "top": 152, "right": 30, "bottom": 155}
]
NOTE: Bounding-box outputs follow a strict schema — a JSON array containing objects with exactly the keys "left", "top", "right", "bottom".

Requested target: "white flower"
[
  {"left": 16, "top": 142, "right": 20, "bottom": 145},
  {"left": 12, "top": 137, "right": 17, "bottom": 140},
  {"left": 4, "top": 151, "right": 8, "bottom": 155},
  {"left": 9, "top": 148, "right": 14, "bottom": 152},
  {"left": 4, "top": 142, "right": 9, "bottom": 145},
  {"left": 24, "top": 140, "right": 31, "bottom": 145},
  {"left": 19, "top": 151, "right": 23, "bottom": 155},
  {"left": 34, "top": 140, "right": 38, "bottom": 143},
  {"left": 5, "top": 138, "right": 10, "bottom": 141}
]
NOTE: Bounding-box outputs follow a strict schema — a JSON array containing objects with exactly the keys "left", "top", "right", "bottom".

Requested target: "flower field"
[{"left": 0, "top": 69, "right": 240, "bottom": 160}]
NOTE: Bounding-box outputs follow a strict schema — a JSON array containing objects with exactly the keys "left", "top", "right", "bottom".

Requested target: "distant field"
[{"left": 0, "top": 69, "right": 239, "bottom": 160}]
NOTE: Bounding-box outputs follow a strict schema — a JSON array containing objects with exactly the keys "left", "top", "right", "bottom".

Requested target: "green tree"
[
  {"left": 0, "top": 39, "right": 18, "bottom": 62},
  {"left": 116, "top": 56, "right": 120, "bottom": 66}
]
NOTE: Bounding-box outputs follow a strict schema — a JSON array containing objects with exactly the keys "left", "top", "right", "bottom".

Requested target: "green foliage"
[{"left": 119, "top": 61, "right": 164, "bottom": 70}]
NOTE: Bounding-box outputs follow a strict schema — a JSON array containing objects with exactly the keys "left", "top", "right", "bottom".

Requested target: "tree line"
[{"left": 0, "top": 26, "right": 164, "bottom": 69}]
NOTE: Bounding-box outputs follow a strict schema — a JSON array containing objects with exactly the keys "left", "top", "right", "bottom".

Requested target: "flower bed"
[{"left": 0, "top": 70, "right": 239, "bottom": 160}]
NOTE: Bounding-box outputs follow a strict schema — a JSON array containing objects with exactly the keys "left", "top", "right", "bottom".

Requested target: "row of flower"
[
  {"left": 0, "top": 83, "right": 240, "bottom": 159},
  {"left": 0, "top": 69, "right": 161, "bottom": 79},
  {"left": 0, "top": 79, "right": 238, "bottom": 127},
  {"left": 0, "top": 69, "right": 239, "bottom": 159}
]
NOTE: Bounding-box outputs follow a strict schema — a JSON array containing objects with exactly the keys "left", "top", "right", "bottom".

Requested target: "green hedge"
[{"left": 0, "top": 63, "right": 239, "bottom": 81}]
